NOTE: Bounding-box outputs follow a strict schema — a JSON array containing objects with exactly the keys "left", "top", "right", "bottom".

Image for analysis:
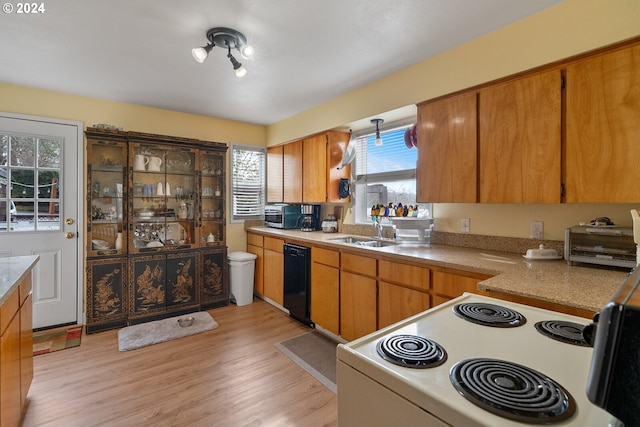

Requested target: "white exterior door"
[{"left": 0, "top": 113, "right": 82, "bottom": 329}]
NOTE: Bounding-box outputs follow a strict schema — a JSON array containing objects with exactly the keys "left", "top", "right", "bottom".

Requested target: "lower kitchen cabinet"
[
  {"left": 378, "top": 282, "right": 430, "bottom": 329},
  {"left": 246, "top": 233, "right": 264, "bottom": 295},
  {"left": 311, "top": 247, "right": 340, "bottom": 335},
  {"left": 378, "top": 259, "right": 431, "bottom": 329},
  {"left": 86, "top": 257, "right": 129, "bottom": 333},
  {"left": 263, "top": 236, "right": 284, "bottom": 306},
  {"left": 340, "top": 253, "right": 377, "bottom": 341},
  {"left": 340, "top": 270, "right": 377, "bottom": 341},
  {"left": 201, "top": 247, "right": 229, "bottom": 309},
  {"left": 129, "top": 251, "right": 200, "bottom": 324},
  {"left": 1, "top": 272, "right": 33, "bottom": 427},
  {"left": 432, "top": 270, "right": 490, "bottom": 305}
]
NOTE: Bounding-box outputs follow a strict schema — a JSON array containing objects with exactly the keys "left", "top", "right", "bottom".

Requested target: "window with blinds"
[
  {"left": 353, "top": 122, "right": 426, "bottom": 224},
  {"left": 231, "top": 144, "right": 266, "bottom": 222}
]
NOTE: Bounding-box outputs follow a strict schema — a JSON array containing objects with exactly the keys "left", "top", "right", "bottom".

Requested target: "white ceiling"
[{"left": 0, "top": 0, "right": 563, "bottom": 127}]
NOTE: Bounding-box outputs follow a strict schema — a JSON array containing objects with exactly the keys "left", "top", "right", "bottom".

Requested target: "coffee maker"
[{"left": 299, "top": 204, "right": 321, "bottom": 231}]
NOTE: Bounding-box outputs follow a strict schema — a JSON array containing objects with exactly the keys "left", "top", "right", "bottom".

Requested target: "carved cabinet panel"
[
  {"left": 86, "top": 257, "right": 128, "bottom": 333},
  {"left": 129, "top": 251, "right": 199, "bottom": 323},
  {"left": 201, "top": 247, "right": 229, "bottom": 309}
]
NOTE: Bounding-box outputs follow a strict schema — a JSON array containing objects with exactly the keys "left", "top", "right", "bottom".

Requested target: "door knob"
[
  {"left": 65, "top": 232, "right": 75, "bottom": 239},
  {"left": 65, "top": 218, "right": 74, "bottom": 225}
]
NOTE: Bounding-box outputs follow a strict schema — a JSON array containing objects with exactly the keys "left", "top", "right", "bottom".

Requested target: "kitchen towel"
[{"left": 117, "top": 311, "right": 218, "bottom": 351}]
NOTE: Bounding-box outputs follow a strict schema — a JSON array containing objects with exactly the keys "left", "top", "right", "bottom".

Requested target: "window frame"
[
  {"left": 352, "top": 119, "right": 431, "bottom": 224},
  {"left": 230, "top": 143, "right": 266, "bottom": 223}
]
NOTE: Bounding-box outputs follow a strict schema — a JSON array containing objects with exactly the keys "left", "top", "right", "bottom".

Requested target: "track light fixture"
[
  {"left": 371, "top": 118, "right": 384, "bottom": 146},
  {"left": 192, "top": 27, "right": 253, "bottom": 78}
]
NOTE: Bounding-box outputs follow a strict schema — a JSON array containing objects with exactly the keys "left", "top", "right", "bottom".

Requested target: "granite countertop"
[
  {"left": 247, "top": 226, "right": 628, "bottom": 313},
  {"left": 0, "top": 255, "right": 40, "bottom": 305}
]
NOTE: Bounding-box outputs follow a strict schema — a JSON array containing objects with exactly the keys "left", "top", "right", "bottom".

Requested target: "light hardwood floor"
[{"left": 22, "top": 299, "right": 338, "bottom": 427}]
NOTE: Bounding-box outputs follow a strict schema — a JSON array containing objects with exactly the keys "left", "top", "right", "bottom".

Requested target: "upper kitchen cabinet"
[
  {"left": 326, "top": 131, "right": 351, "bottom": 203},
  {"left": 268, "top": 130, "right": 351, "bottom": 204},
  {"left": 266, "top": 146, "right": 283, "bottom": 203},
  {"left": 302, "top": 134, "right": 327, "bottom": 203},
  {"left": 565, "top": 42, "right": 640, "bottom": 203},
  {"left": 479, "top": 69, "right": 562, "bottom": 203},
  {"left": 416, "top": 92, "right": 477, "bottom": 203},
  {"left": 283, "top": 139, "right": 303, "bottom": 203},
  {"left": 303, "top": 131, "right": 350, "bottom": 204}
]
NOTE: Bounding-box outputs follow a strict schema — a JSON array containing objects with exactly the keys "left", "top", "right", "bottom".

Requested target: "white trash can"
[{"left": 228, "top": 251, "right": 257, "bottom": 306}]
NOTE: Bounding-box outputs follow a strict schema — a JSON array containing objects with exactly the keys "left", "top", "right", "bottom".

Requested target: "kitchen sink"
[{"left": 328, "top": 236, "right": 396, "bottom": 248}]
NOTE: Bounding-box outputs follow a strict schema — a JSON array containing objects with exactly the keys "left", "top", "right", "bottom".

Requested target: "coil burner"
[
  {"left": 534, "top": 320, "right": 590, "bottom": 346},
  {"left": 453, "top": 302, "right": 526, "bottom": 328},
  {"left": 376, "top": 334, "right": 447, "bottom": 369},
  {"left": 450, "top": 358, "right": 576, "bottom": 424}
]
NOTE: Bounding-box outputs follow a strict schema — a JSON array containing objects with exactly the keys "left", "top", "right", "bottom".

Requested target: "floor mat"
[
  {"left": 33, "top": 325, "right": 82, "bottom": 356},
  {"left": 117, "top": 312, "right": 218, "bottom": 351},
  {"left": 275, "top": 331, "right": 338, "bottom": 393}
]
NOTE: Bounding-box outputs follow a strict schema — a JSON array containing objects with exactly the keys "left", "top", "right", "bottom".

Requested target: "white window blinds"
[{"left": 231, "top": 144, "right": 266, "bottom": 221}]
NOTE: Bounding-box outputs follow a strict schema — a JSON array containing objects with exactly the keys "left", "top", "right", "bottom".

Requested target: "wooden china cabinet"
[{"left": 84, "top": 127, "right": 228, "bottom": 333}]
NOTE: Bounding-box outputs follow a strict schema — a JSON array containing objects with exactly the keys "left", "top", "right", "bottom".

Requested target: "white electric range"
[{"left": 337, "top": 293, "right": 620, "bottom": 427}]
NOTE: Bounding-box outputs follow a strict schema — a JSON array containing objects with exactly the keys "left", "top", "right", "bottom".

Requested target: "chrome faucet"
[{"left": 373, "top": 218, "right": 383, "bottom": 239}]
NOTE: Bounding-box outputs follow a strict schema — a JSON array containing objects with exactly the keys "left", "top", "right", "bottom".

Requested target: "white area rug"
[{"left": 118, "top": 312, "right": 218, "bottom": 351}]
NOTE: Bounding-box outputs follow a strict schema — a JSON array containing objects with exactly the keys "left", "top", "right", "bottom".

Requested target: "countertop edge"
[{"left": 0, "top": 255, "right": 40, "bottom": 306}]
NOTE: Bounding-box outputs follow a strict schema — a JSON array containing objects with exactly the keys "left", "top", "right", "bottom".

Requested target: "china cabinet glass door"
[
  {"left": 129, "top": 143, "right": 197, "bottom": 253},
  {"left": 200, "top": 150, "right": 225, "bottom": 246},
  {"left": 87, "top": 138, "right": 127, "bottom": 256}
]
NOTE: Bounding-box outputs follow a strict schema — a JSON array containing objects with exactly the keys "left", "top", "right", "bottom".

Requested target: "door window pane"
[{"left": 1, "top": 134, "right": 62, "bottom": 232}]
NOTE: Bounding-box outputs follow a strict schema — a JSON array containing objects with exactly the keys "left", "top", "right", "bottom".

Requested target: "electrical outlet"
[
  {"left": 461, "top": 218, "right": 470, "bottom": 233},
  {"left": 531, "top": 221, "right": 544, "bottom": 239}
]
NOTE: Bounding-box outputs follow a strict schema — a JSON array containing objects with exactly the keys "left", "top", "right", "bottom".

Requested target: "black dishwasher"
[{"left": 283, "top": 243, "right": 313, "bottom": 326}]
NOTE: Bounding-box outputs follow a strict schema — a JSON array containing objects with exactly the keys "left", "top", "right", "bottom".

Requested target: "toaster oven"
[{"left": 564, "top": 225, "right": 636, "bottom": 269}]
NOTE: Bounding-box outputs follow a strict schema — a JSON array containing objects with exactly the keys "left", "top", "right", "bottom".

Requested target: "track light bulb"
[
  {"left": 371, "top": 118, "right": 384, "bottom": 146},
  {"left": 240, "top": 44, "right": 254, "bottom": 59},
  {"left": 228, "top": 49, "right": 247, "bottom": 78},
  {"left": 192, "top": 44, "right": 213, "bottom": 63}
]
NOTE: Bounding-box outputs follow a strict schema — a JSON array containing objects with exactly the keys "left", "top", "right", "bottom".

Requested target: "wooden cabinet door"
[
  {"left": 311, "top": 262, "right": 339, "bottom": 335},
  {"left": 378, "top": 281, "right": 430, "bottom": 329},
  {"left": 283, "top": 140, "right": 303, "bottom": 203},
  {"left": 247, "top": 244, "right": 264, "bottom": 295},
  {"left": 1, "top": 309, "right": 21, "bottom": 427},
  {"left": 267, "top": 145, "right": 284, "bottom": 203},
  {"left": 417, "top": 92, "right": 477, "bottom": 203},
  {"left": 479, "top": 69, "right": 562, "bottom": 203},
  {"left": 431, "top": 270, "right": 489, "bottom": 300},
  {"left": 165, "top": 252, "right": 199, "bottom": 310},
  {"left": 20, "top": 293, "right": 33, "bottom": 408},
  {"left": 327, "top": 131, "right": 351, "bottom": 203},
  {"left": 86, "top": 257, "right": 128, "bottom": 333},
  {"left": 303, "top": 134, "right": 328, "bottom": 203},
  {"left": 263, "top": 249, "right": 284, "bottom": 305},
  {"left": 201, "top": 247, "right": 228, "bottom": 308},
  {"left": 565, "top": 43, "right": 640, "bottom": 202},
  {"left": 340, "top": 270, "right": 377, "bottom": 341}
]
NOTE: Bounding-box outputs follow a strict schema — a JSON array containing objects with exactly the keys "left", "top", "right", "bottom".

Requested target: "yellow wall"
[{"left": 0, "top": 83, "right": 266, "bottom": 253}]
